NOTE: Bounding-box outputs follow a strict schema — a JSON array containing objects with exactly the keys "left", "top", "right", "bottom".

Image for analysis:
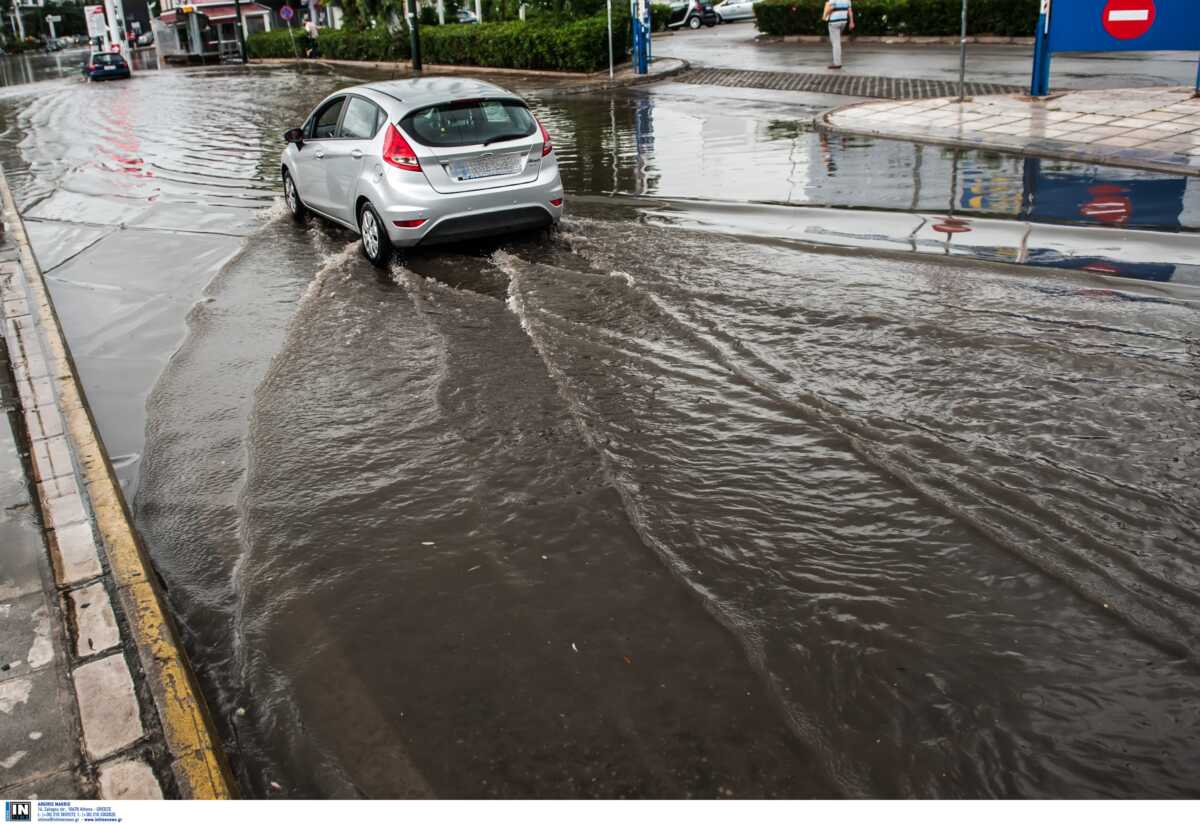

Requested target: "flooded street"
[{"left": 1, "top": 64, "right": 1198, "bottom": 798}]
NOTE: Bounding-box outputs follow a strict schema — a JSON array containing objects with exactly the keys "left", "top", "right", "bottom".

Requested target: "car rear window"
[
  {"left": 92, "top": 54, "right": 125, "bottom": 65},
  {"left": 400, "top": 99, "right": 537, "bottom": 148}
]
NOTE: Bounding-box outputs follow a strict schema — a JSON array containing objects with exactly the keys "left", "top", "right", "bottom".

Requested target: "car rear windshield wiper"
[{"left": 483, "top": 132, "right": 533, "bottom": 146}]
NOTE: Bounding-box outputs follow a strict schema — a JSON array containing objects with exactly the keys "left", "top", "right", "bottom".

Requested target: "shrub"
[
  {"left": 421, "top": 14, "right": 629, "bottom": 72},
  {"left": 752, "top": 0, "right": 1039, "bottom": 38},
  {"left": 319, "top": 27, "right": 408, "bottom": 60},
  {"left": 650, "top": 3, "right": 672, "bottom": 31},
  {"left": 248, "top": 13, "right": 626, "bottom": 72},
  {"left": 246, "top": 29, "right": 306, "bottom": 58}
]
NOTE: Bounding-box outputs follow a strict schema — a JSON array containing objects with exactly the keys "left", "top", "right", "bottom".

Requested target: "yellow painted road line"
[{"left": 0, "top": 164, "right": 236, "bottom": 800}]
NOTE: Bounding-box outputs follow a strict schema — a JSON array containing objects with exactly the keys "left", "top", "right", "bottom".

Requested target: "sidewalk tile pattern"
[
  {"left": 676, "top": 68, "right": 1022, "bottom": 99},
  {"left": 825, "top": 87, "right": 1200, "bottom": 175}
]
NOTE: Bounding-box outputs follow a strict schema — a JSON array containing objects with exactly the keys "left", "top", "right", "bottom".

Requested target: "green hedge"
[
  {"left": 753, "top": 0, "right": 1039, "bottom": 37},
  {"left": 423, "top": 16, "right": 629, "bottom": 72},
  {"left": 650, "top": 3, "right": 672, "bottom": 31},
  {"left": 320, "top": 27, "right": 409, "bottom": 60},
  {"left": 247, "top": 14, "right": 629, "bottom": 72},
  {"left": 246, "top": 29, "right": 308, "bottom": 58}
]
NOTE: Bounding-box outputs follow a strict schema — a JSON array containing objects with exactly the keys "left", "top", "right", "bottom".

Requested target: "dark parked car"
[
  {"left": 667, "top": 0, "right": 718, "bottom": 29},
  {"left": 82, "top": 52, "right": 131, "bottom": 81}
]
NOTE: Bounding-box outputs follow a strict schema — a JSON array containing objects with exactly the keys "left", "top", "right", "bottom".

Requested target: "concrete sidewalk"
[
  {"left": 652, "top": 25, "right": 1200, "bottom": 90},
  {"left": 820, "top": 86, "right": 1200, "bottom": 177},
  {"left": 0, "top": 169, "right": 234, "bottom": 799}
]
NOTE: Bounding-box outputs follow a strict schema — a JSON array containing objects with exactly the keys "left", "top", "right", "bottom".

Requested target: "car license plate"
[
  {"left": 448, "top": 153, "right": 521, "bottom": 181},
  {"left": 104, "top": 65, "right": 115, "bottom": 70}
]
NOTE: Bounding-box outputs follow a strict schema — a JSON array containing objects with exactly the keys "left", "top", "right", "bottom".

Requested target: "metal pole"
[
  {"left": 606, "top": 0, "right": 613, "bottom": 79},
  {"left": 957, "top": 0, "right": 967, "bottom": 102},
  {"left": 103, "top": 0, "right": 119, "bottom": 50},
  {"left": 285, "top": 16, "right": 299, "bottom": 59},
  {"left": 408, "top": 0, "right": 421, "bottom": 72},
  {"left": 233, "top": 0, "right": 247, "bottom": 63}
]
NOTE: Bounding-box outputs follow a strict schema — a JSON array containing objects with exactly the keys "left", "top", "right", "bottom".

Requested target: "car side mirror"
[{"left": 284, "top": 127, "right": 305, "bottom": 148}]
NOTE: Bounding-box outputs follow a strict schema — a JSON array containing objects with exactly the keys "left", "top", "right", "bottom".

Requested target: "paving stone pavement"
[
  {"left": 822, "top": 85, "right": 1200, "bottom": 176},
  {"left": 674, "top": 68, "right": 1023, "bottom": 99},
  {"left": 0, "top": 231, "right": 165, "bottom": 800}
]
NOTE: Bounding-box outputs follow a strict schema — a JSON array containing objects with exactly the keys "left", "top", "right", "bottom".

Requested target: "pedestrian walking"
[
  {"left": 303, "top": 16, "right": 320, "bottom": 58},
  {"left": 823, "top": 0, "right": 854, "bottom": 70}
]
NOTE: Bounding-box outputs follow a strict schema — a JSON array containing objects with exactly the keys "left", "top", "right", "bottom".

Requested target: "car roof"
[{"left": 346, "top": 78, "right": 519, "bottom": 114}]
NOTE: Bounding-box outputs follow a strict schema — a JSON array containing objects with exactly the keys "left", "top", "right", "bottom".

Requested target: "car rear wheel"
[
  {"left": 358, "top": 202, "right": 394, "bottom": 269},
  {"left": 688, "top": 15, "right": 702, "bottom": 29},
  {"left": 282, "top": 169, "right": 307, "bottom": 222}
]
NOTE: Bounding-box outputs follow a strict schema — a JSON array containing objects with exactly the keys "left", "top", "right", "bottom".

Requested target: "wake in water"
[{"left": 500, "top": 214, "right": 1200, "bottom": 797}]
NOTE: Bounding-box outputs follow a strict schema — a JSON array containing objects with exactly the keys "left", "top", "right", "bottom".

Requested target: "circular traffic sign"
[
  {"left": 932, "top": 216, "right": 972, "bottom": 235},
  {"left": 280, "top": 4, "right": 295, "bottom": 20},
  {"left": 1102, "top": 0, "right": 1156, "bottom": 40},
  {"left": 1080, "top": 184, "right": 1132, "bottom": 224}
]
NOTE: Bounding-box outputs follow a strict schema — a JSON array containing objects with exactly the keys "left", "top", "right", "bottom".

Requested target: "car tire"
[
  {"left": 688, "top": 16, "right": 702, "bottom": 29},
  {"left": 282, "top": 169, "right": 307, "bottom": 222},
  {"left": 358, "top": 201, "right": 394, "bottom": 269}
]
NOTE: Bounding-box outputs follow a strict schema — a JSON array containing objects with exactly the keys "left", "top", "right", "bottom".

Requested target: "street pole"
[
  {"left": 103, "top": 0, "right": 119, "bottom": 51},
  {"left": 47, "top": 16, "right": 57, "bottom": 41},
  {"left": 606, "top": 0, "right": 613, "bottom": 79},
  {"left": 957, "top": 0, "right": 968, "bottom": 102},
  {"left": 407, "top": 0, "right": 421, "bottom": 72},
  {"left": 233, "top": 0, "right": 248, "bottom": 62}
]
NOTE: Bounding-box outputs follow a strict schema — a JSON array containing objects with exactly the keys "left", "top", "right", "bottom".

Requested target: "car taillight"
[
  {"left": 393, "top": 218, "right": 427, "bottom": 228},
  {"left": 550, "top": 198, "right": 563, "bottom": 207},
  {"left": 87, "top": 64, "right": 95, "bottom": 70},
  {"left": 538, "top": 119, "right": 553, "bottom": 157},
  {"left": 382, "top": 124, "right": 420, "bottom": 171}
]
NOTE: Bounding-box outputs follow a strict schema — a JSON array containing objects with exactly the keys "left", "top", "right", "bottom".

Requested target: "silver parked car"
[
  {"left": 714, "top": 0, "right": 754, "bottom": 21},
  {"left": 281, "top": 78, "right": 564, "bottom": 267}
]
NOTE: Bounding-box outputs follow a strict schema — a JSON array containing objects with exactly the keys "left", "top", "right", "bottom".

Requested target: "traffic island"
[
  {"left": 0, "top": 165, "right": 235, "bottom": 800},
  {"left": 818, "top": 86, "right": 1200, "bottom": 177}
]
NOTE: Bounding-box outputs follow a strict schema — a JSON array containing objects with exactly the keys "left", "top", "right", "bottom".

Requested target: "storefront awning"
[{"left": 160, "top": 3, "right": 271, "bottom": 24}]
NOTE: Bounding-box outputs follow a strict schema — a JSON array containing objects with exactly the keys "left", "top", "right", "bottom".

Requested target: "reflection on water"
[
  {"left": 0, "top": 48, "right": 92, "bottom": 88},
  {"left": 539, "top": 86, "right": 1199, "bottom": 285}
]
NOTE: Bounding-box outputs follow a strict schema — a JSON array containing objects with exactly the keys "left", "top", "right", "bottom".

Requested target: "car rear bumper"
[
  {"left": 378, "top": 168, "right": 564, "bottom": 247},
  {"left": 417, "top": 206, "right": 555, "bottom": 246}
]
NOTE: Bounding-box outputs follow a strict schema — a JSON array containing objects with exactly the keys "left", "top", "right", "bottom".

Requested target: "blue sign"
[
  {"left": 1032, "top": 0, "right": 1200, "bottom": 95},
  {"left": 280, "top": 4, "right": 295, "bottom": 21},
  {"left": 1019, "top": 158, "right": 1187, "bottom": 230}
]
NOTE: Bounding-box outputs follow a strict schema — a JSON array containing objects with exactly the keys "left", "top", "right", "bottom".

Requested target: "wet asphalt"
[{"left": 0, "top": 57, "right": 1198, "bottom": 798}]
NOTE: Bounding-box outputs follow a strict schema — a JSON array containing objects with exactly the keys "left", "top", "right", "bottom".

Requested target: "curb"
[
  {"left": 758, "top": 34, "right": 1036, "bottom": 45},
  {"left": 0, "top": 165, "right": 236, "bottom": 799},
  {"left": 249, "top": 55, "right": 690, "bottom": 91},
  {"left": 815, "top": 98, "right": 1200, "bottom": 179}
]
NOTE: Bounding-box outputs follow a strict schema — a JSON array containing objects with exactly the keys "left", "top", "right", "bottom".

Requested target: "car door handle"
[
  {"left": 351, "top": 149, "right": 363, "bottom": 159},
  {"left": 314, "top": 149, "right": 326, "bottom": 159}
]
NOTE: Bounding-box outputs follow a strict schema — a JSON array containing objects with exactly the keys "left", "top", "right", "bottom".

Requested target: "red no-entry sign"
[
  {"left": 1102, "top": 0, "right": 1156, "bottom": 40},
  {"left": 1080, "top": 185, "right": 1132, "bottom": 224}
]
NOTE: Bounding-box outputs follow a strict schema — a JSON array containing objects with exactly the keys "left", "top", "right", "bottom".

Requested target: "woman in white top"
[{"left": 823, "top": 0, "right": 855, "bottom": 70}]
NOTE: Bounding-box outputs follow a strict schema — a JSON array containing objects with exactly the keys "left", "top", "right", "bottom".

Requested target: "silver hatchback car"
[{"left": 281, "top": 78, "right": 565, "bottom": 267}]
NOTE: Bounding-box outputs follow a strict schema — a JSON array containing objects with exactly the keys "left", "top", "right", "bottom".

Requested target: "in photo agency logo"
[{"left": 4, "top": 801, "right": 31, "bottom": 822}]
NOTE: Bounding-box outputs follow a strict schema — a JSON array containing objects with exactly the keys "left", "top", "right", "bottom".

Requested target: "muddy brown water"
[{"left": 1, "top": 64, "right": 1198, "bottom": 798}]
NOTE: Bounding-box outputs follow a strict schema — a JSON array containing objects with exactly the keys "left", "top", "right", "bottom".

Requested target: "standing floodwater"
[{"left": 0, "top": 65, "right": 1197, "bottom": 798}]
